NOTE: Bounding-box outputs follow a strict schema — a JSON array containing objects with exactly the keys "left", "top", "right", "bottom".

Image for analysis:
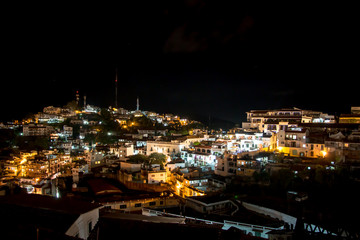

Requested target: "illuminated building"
[
  {"left": 23, "top": 124, "right": 54, "bottom": 136},
  {"left": 351, "top": 106, "right": 360, "bottom": 114},
  {"left": 215, "top": 152, "right": 257, "bottom": 177},
  {"left": 43, "top": 106, "right": 62, "bottom": 114},
  {"left": 169, "top": 171, "right": 205, "bottom": 197},
  {"left": 277, "top": 127, "right": 327, "bottom": 158},
  {"left": 35, "top": 112, "right": 65, "bottom": 123},
  {"left": 138, "top": 129, "right": 168, "bottom": 136},
  {"left": 182, "top": 145, "right": 217, "bottom": 168},
  {"left": 63, "top": 125, "right": 73, "bottom": 137},
  {"left": 339, "top": 114, "right": 360, "bottom": 123},
  {"left": 244, "top": 107, "right": 333, "bottom": 132},
  {"left": 109, "top": 142, "right": 134, "bottom": 160},
  {"left": 147, "top": 169, "right": 167, "bottom": 184},
  {"left": 325, "top": 130, "right": 360, "bottom": 162},
  {"left": 147, "top": 140, "right": 185, "bottom": 156}
]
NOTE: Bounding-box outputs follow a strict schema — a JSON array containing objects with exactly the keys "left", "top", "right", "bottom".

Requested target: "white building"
[
  {"left": 243, "top": 107, "right": 332, "bottom": 132},
  {"left": 181, "top": 147, "right": 217, "bottom": 169},
  {"left": 63, "top": 125, "right": 73, "bottom": 137},
  {"left": 277, "top": 127, "right": 326, "bottom": 158},
  {"left": 147, "top": 140, "right": 185, "bottom": 156},
  {"left": 230, "top": 132, "right": 275, "bottom": 152},
  {"left": 110, "top": 143, "right": 134, "bottom": 160},
  {"left": 147, "top": 170, "right": 167, "bottom": 184}
]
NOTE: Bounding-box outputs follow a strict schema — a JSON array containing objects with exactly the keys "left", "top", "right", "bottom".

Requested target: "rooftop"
[
  {"left": 0, "top": 193, "right": 101, "bottom": 215},
  {"left": 87, "top": 178, "right": 123, "bottom": 195},
  {"left": 0, "top": 193, "right": 101, "bottom": 238}
]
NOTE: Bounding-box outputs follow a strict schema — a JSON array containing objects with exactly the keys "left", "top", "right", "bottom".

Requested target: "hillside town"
[{"left": 1, "top": 97, "right": 360, "bottom": 239}]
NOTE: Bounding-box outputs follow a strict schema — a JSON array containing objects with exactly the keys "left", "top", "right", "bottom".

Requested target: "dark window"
[
  {"left": 88, "top": 221, "right": 92, "bottom": 234},
  {"left": 159, "top": 201, "right": 164, "bottom": 205},
  {"left": 135, "top": 203, "right": 142, "bottom": 208},
  {"left": 120, "top": 204, "right": 127, "bottom": 209},
  {"left": 149, "top": 201, "right": 156, "bottom": 206}
]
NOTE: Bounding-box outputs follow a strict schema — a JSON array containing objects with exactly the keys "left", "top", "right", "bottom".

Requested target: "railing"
[
  {"left": 223, "top": 220, "right": 283, "bottom": 232},
  {"left": 142, "top": 208, "right": 223, "bottom": 225}
]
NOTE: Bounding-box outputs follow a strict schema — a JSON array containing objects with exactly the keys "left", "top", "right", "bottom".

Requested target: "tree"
[
  {"left": 253, "top": 170, "right": 270, "bottom": 183},
  {"left": 148, "top": 153, "right": 167, "bottom": 169},
  {"left": 83, "top": 134, "right": 96, "bottom": 145},
  {"left": 64, "top": 100, "right": 80, "bottom": 111},
  {"left": 100, "top": 108, "right": 112, "bottom": 122},
  {"left": 14, "top": 136, "right": 49, "bottom": 153},
  {"left": 128, "top": 154, "right": 149, "bottom": 164},
  {"left": 270, "top": 168, "right": 294, "bottom": 192}
]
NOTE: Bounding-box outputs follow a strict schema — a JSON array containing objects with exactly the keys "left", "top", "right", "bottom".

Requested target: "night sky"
[{"left": 1, "top": 2, "right": 359, "bottom": 124}]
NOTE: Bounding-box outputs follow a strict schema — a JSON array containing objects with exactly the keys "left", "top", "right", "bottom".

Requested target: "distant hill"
[{"left": 187, "top": 113, "right": 237, "bottom": 131}]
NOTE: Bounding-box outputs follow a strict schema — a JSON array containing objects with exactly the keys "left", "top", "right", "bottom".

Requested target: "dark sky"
[{"left": 1, "top": 1, "right": 359, "bottom": 123}]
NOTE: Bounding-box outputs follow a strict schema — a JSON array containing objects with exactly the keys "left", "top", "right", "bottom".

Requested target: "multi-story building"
[
  {"left": 182, "top": 146, "right": 217, "bottom": 168},
  {"left": 169, "top": 170, "right": 205, "bottom": 197},
  {"left": 23, "top": 124, "right": 54, "bottom": 136},
  {"left": 147, "top": 140, "right": 185, "bottom": 156},
  {"left": 109, "top": 142, "right": 134, "bottom": 160},
  {"left": 147, "top": 169, "right": 167, "bottom": 184},
  {"left": 215, "top": 152, "right": 258, "bottom": 177},
  {"left": 325, "top": 130, "right": 360, "bottom": 162},
  {"left": 243, "top": 107, "right": 333, "bottom": 132},
  {"left": 35, "top": 113, "right": 65, "bottom": 123},
  {"left": 339, "top": 108, "right": 360, "bottom": 124},
  {"left": 351, "top": 106, "right": 360, "bottom": 114},
  {"left": 277, "top": 127, "right": 308, "bottom": 156},
  {"left": 277, "top": 127, "right": 327, "bottom": 158},
  {"left": 63, "top": 125, "right": 73, "bottom": 137},
  {"left": 43, "top": 106, "right": 62, "bottom": 114}
]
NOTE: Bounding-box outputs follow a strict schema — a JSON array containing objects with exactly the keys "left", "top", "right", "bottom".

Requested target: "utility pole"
[
  {"left": 136, "top": 96, "right": 139, "bottom": 111},
  {"left": 75, "top": 90, "right": 80, "bottom": 106},
  {"left": 115, "top": 68, "right": 118, "bottom": 109}
]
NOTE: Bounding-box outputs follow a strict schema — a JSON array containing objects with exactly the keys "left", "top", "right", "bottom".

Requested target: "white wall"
[
  {"left": 241, "top": 201, "right": 297, "bottom": 228},
  {"left": 65, "top": 208, "right": 100, "bottom": 239},
  {"left": 148, "top": 171, "right": 166, "bottom": 184},
  {"left": 120, "top": 162, "right": 142, "bottom": 172}
]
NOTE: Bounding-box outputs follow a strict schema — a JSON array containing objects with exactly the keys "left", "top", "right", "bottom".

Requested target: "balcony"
[{"left": 284, "top": 143, "right": 301, "bottom": 148}]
